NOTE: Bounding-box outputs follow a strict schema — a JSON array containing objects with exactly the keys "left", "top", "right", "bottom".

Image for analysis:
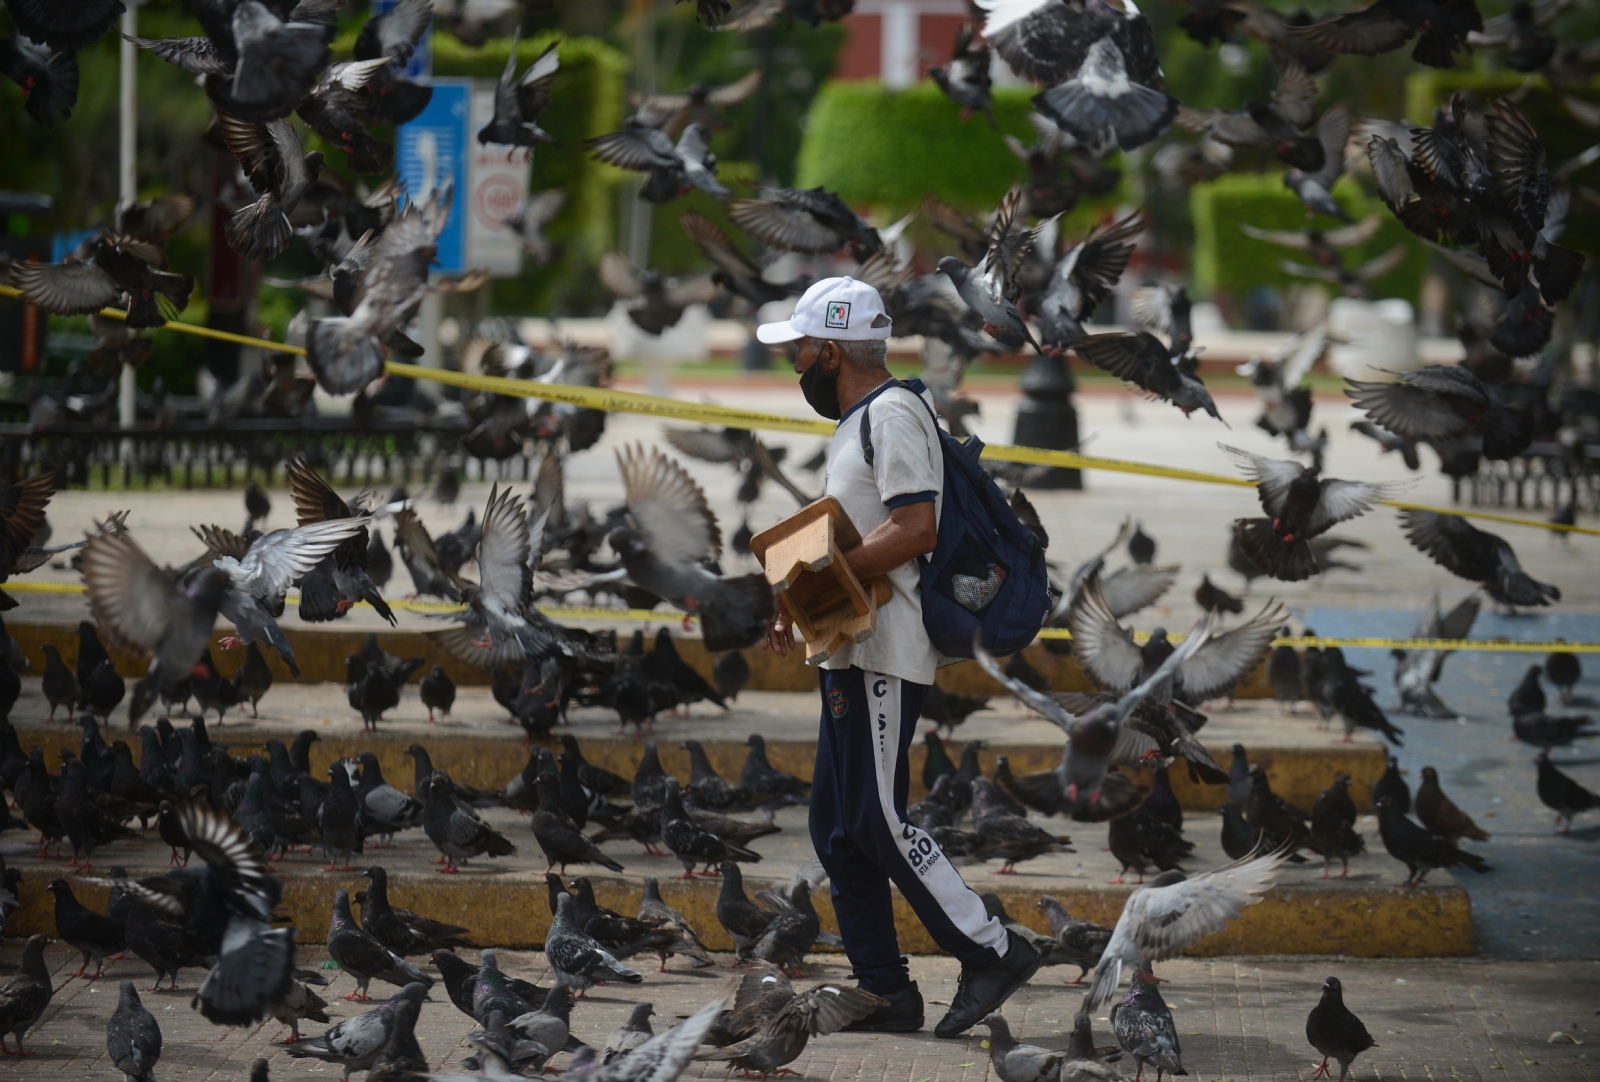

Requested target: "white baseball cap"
[{"left": 756, "top": 276, "right": 893, "bottom": 344}]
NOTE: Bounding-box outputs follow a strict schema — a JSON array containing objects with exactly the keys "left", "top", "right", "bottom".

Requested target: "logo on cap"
[{"left": 824, "top": 301, "right": 851, "bottom": 330}]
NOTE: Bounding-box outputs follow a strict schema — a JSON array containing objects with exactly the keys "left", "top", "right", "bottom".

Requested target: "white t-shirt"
[{"left": 821, "top": 379, "right": 944, "bottom": 685}]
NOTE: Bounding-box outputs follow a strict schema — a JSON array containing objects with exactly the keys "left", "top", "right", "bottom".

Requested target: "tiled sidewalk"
[{"left": 2, "top": 941, "right": 1594, "bottom": 1081}]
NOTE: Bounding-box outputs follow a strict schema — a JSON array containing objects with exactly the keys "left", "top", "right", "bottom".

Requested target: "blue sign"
[
  {"left": 397, "top": 78, "right": 471, "bottom": 274},
  {"left": 371, "top": 0, "right": 432, "bottom": 80},
  {"left": 51, "top": 228, "right": 98, "bottom": 263}
]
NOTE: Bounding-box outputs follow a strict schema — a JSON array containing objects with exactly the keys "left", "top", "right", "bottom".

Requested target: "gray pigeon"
[
  {"left": 422, "top": 770, "right": 517, "bottom": 872},
  {"left": 505, "top": 984, "right": 581, "bottom": 1058},
  {"left": 327, "top": 889, "right": 433, "bottom": 1002},
  {"left": 603, "top": 1003, "right": 655, "bottom": 1064},
  {"left": 1110, "top": 965, "right": 1185, "bottom": 1081},
  {"left": 546, "top": 892, "right": 644, "bottom": 992},
  {"left": 286, "top": 982, "right": 429, "bottom": 1079},
  {"left": 638, "top": 877, "right": 714, "bottom": 972},
  {"left": 471, "top": 948, "right": 538, "bottom": 1025},
  {"left": 980, "top": 1013, "right": 1068, "bottom": 1082},
  {"left": 106, "top": 981, "right": 162, "bottom": 1082},
  {"left": 1037, "top": 896, "right": 1113, "bottom": 983},
  {"left": 570, "top": 989, "right": 731, "bottom": 1082},
  {"left": 696, "top": 977, "right": 883, "bottom": 1077},
  {"left": 461, "top": 1009, "right": 556, "bottom": 1077},
  {"left": 934, "top": 191, "right": 1049, "bottom": 350},
  {"left": 0, "top": 934, "right": 51, "bottom": 1055},
  {"left": 270, "top": 976, "right": 331, "bottom": 1043}
]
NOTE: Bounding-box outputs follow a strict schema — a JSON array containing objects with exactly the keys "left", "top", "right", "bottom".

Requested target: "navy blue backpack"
[{"left": 860, "top": 379, "right": 1052, "bottom": 658}]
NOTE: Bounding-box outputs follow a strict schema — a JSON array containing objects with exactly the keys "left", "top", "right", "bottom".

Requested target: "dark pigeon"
[
  {"left": 1374, "top": 798, "right": 1490, "bottom": 886},
  {"left": 326, "top": 888, "right": 433, "bottom": 1002},
  {"left": 1305, "top": 975, "right": 1375, "bottom": 1081},
  {"left": 46, "top": 876, "right": 126, "bottom": 978},
  {"left": 106, "top": 981, "right": 162, "bottom": 1082}
]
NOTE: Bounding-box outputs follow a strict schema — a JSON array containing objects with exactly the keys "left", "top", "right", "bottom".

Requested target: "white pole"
[{"left": 118, "top": 2, "right": 138, "bottom": 430}]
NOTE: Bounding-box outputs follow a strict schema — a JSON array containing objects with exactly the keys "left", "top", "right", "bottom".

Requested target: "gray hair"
[{"left": 807, "top": 336, "right": 887, "bottom": 370}]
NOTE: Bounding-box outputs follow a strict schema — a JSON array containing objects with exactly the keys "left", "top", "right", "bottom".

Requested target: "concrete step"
[
  {"left": 8, "top": 683, "right": 1387, "bottom": 815},
  {"left": 1, "top": 798, "right": 1470, "bottom": 959},
  {"left": 4, "top": 619, "right": 1277, "bottom": 697}
]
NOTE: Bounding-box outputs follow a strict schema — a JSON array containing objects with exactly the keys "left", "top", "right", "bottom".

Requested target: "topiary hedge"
[
  {"left": 794, "top": 81, "right": 1042, "bottom": 214},
  {"left": 1189, "top": 173, "right": 1429, "bottom": 301}
]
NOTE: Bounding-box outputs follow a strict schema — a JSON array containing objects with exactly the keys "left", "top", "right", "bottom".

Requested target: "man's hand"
[{"left": 762, "top": 609, "right": 795, "bottom": 657}]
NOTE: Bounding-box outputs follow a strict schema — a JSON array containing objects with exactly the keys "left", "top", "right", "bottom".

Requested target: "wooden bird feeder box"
[{"left": 750, "top": 497, "right": 893, "bottom": 666}]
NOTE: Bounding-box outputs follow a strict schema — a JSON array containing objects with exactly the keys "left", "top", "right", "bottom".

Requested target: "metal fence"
[
  {"left": 1458, "top": 441, "right": 1600, "bottom": 513},
  {"left": 0, "top": 418, "right": 553, "bottom": 491}
]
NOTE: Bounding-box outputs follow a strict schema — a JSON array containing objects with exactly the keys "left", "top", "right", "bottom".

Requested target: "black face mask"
[{"left": 799, "top": 352, "right": 841, "bottom": 420}]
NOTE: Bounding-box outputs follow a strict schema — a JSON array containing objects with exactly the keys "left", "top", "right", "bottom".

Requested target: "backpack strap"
[{"left": 859, "top": 378, "right": 934, "bottom": 468}]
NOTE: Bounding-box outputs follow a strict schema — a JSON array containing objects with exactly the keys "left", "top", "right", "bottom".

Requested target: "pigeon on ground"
[
  {"left": 39, "top": 642, "right": 79, "bottom": 721},
  {"left": 1535, "top": 753, "right": 1599, "bottom": 832},
  {"left": 1110, "top": 963, "right": 1184, "bottom": 1082},
  {"left": 980, "top": 1013, "right": 1069, "bottom": 1082},
  {"left": 1414, "top": 767, "right": 1489, "bottom": 844},
  {"left": 327, "top": 888, "right": 433, "bottom": 1002},
  {"left": 695, "top": 967, "right": 883, "bottom": 1076},
  {"left": 420, "top": 666, "right": 456, "bottom": 721},
  {"left": 46, "top": 877, "right": 126, "bottom": 978},
  {"left": 1374, "top": 798, "right": 1490, "bottom": 886},
  {"left": 106, "top": 981, "right": 162, "bottom": 1082},
  {"left": 55, "top": 757, "right": 139, "bottom": 868},
  {"left": 355, "top": 751, "right": 424, "bottom": 836},
  {"left": 357, "top": 865, "right": 471, "bottom": 956},
  {"left": 271, "top": 973, "right": 331, "bottom": 1044},
  {"left": 603, "top": 1002, "right": 655, "bottom": 1064},
  {"left": 321, "top": 762, "right": 366, "bottom": 872},
  {"left": 571, "top": 987, "right": 732, "bottom": 1082},
  {"left": 1509, "top": 665, "right": 1546, "bottom": 718},
  {"left": 1305, "top": 975, "right": 1376, "bottom": 1081},
  {"left": 422, "top": 770, "right": 517, "bottom": 872},
  {"left": 1088, "top": 850, "right": 1290, "bottom": 1007},
  {"left": 126, "top": 902, "right": 207, "bottom": 992},
  {"left": 1037, "top": 896, "right": 1113, "bottom": 983},
  {"left": 738, "top": 734, "right": 809, "bottom": 808},
  {"left": 1546, "top": 648, "right": 1581, "bottom": 705},
  {"left": 1370, "top": 757, "right": 1411, "bottom": 814},
  {"left": 638, "top": 876, "right": 715, "bottom": 971},
  {"left": 1308, "top": 778, "right": 1365, "bottom": 879},
  {"left": 471, "top": 948, "right": 542, "bottom": 1026},
  {"left": 1318, "top": 649, "right": 1404, "bottom": 746},
  {"left": 1516, "top": 711, "right": 1600, "bottom": 749},
  {"left": 662, "top": 777, "right": 760, "bottom": 877},
  {"left": 546, "top": 892, "right": 644, "bottom": 993},
  {"left": 714, "top": 861, "right": 777, "bottom": 954},
  {"left": 0, "top": 934, "right": 51, "bottom": 1055},
  {"left": 430, "top": 949, "right": 543, "bottom": 1022},
  {"left": 287, "top": 982, "right": 428, "bottom": 1079},
  {"left": 87, "top": 803, "right": 294, "bottom": 1025},
  {"left": 532, "top": 776, "right": 622, "bottom": 874},
  {"left": 737, "top": 879, "right": 823, "bottom": 973}
]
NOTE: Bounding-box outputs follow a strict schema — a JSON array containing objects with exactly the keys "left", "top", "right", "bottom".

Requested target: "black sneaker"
[
  {"left": 933, "top": 930, "right": 1041, "bottom": 1038},
  {"left": 844, "top": 981, "right": 924, "bottom": 1033}
]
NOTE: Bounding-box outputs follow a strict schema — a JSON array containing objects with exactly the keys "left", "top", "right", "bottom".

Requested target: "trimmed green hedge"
[
  {"left": 1190, "top": 173, "right": 1429, "bottom": 301},
  {"left": 794, "top": 81, "right": 1041, "bottom": 214}
]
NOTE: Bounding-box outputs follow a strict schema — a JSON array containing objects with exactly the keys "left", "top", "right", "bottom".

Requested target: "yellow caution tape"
[
  {"left": 8, "top": 580, "right": 1597, "bottom": 652},
  {"left": 3, "top": 284, "right": 1593, "bottom": 536}
]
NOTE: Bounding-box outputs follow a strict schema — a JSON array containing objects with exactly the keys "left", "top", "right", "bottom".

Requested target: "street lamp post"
[{"left": 118, "top": 0, "right": 139, "bottom": 430}]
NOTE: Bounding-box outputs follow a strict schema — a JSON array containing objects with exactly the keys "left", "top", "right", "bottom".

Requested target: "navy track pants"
[{"left": 809, "top": 666, "right": 1006, "bottom": 995}]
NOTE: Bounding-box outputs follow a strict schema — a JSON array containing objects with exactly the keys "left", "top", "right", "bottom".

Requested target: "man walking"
[{"left": 757, "top": 277, "right": 1040, "bottom": 1037}]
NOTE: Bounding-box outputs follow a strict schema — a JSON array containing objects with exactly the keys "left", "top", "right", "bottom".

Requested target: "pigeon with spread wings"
[
  {"left": 86, "top": 803, "right": 295, "bottom": 1025},
  {"left": 477, "top": 33, "right": 559, "bottom": 149},
  {"left": 972, "top": 608, "right": 1219, "bottom": 817},
  {"left": 598, "top": 251, "right": 720, "bottom": 336},
  {"left": 81, "top": 523, "right": 229, "bottom": 724},
  {"left": 938, "top": 187, "right": 1054, "bottom": 354},
  {"left": 217, "top": 111, "right": 325, "bottom": 261},
  {"left": 1290, "top": 0, "right": 1482, "bottom": 69},
  {"left": 1399, "top": 509, "right": 1559, "bottom": 609},
  {"left": 1074, "top": 330, "right": 1223, "bottom": 423},
  {"left": 588, "top": 121, "right": 729, "bottom": 204},
  {"left": 608, "top": 444, "right": 774, "bottom": 652},
  {"left": 728, "top": 185, "right": 884, "bottom": 261},
  {"left": 680, "top": 210, "right": 797, "bottom": 309},
  {"left": 1038, "top": 211, "right": 1147, "bottom": 353},
  {"left": 1392, "top": 593, "right": 1480, "bottom": 718},
  {"left": 1070, "top": 573, "right": 1284, "bottom": 705},
  {"left": 1087, "top": 850, "right": 1290, "bottom": 1007},
  {"left": 1345, "top": 366, "right": 1533, "bottom": 461},
  {"left": 287, "top": 457, "right": 396, "bottom": 626},
  {"left": 631, "top": 69, "right": 762, "bottom": 136},
  {"left": 10, "top": 233, "right": 194, "bottom": 329},
  {"left": 189, "top": 519, "right": 368, "bottom": 677},
  {"left": 1223, "top": 444, "right": 1408, "bottom": 582}
]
